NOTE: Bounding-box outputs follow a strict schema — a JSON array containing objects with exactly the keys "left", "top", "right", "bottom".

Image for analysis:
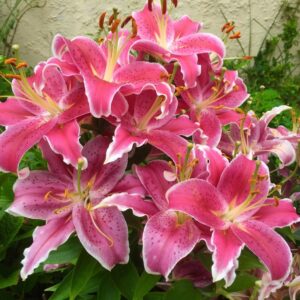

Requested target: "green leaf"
[
  {"left": 226, "top": 273, "right": 257, "bottom": 292},
  {"left": 112, "top": 261, "right": 139, "bottom": 299},
  {"left": 0, "top": 269, "right": 19, "bottom": 288},
  {"left": 144, "top": 292, "right": 165, "bottom": 300},
  {"left": 97, "top": 272, "right": 121, "bottom": 300},
  {"left": 164, "top": 280, "right": 202, "bottom": 300},
  {"left": 45, "top": 237, "right": 82, "bottom": 265},
  {"left": 0, "top": 213, "right": 23, "bottom": 257},
  {"left": 133, "top": 272, "right": 160, "bottom": 300},
  {"left": 69, "top": 250, "right": 98, "bottom": 300},
  {"left": 238, "top": 249, "right": 263, "bottom": 271},
  {"left": 49, "top": 270, "right": 73, "bottom": 300}
]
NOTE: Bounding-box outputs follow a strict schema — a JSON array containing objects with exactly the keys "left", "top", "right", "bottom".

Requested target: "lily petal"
[
  {"left": 167, "top": 179, "right": 227, "bottom": 229},
  {"left": 232, "top": 220, "right": 292, "bottom": 282},
  {"left": 21, "top": 216, "right": 74, "bottom": 280},
  {"left": 254, "top": 198, "right": 300, "bottom": 228},
  {"left": 211, "top": 228, "right": 244, "bottom": 287},
  {"left": 73, "top": 204, "right": 129, "bottom": 270},
  {"left": 143, "top": 210, "right": 200, "bottom": 279}
]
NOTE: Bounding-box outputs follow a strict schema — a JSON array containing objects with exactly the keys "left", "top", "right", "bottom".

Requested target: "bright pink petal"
[
  {"left": 21, "top": 216, "right": 74, "bottom": 279},
  {"left": 194, "top": 109, "right": 222, "bottom": 147},
  {"left": 167, "top": 179, "right": 227, "bottom": 229},
  {"left": 44, "top": 121, "right": 84, "bottom": 168},
  {"left": 173, "top": 15, "right": 201, "bottom": 38},
  {"left": 112, "top": 174, "right": 146, "bottom": 196},
  {"left": 80, "top": 136, "right": 127, "bottom": 196},
  {"left": 8, "top": 171, "right": 72, "bottom": 220},
  {"left": 39, "top": 139, "right": 73, "bottom": 180},
  {"left": 143, "top": 210, "right": 200, "bottom": 279},
  {"left": 232, "top": 220, "right": 292, "bottom": 281},
  {"left": 132, "top": 3, "right": 174, "bottom": 44},
  {"left": 105, "top": 125, "right": 147, "bottom": 164},
  {"left": 174, "top": 54, "right": 201, "bottom": 88},
  {"left": 171, "top": 33, "right": 225, "bottom": 69},
  {"left": 73, "top": 204, "right": 129, "bottom": 270},
  {"left": 211, "top": 228, "right": 243, "bottom": 287},
  {"left": 135, "top": 160, "right": 173, "bottom": 210},
  {"left": 254, "top": 198, "right": 300, "bottom": 228},
  {"left": 0, "top": 116, "right": 57, "bottom": 173},
  {"left": 159, "top": 115, "right": 199, "bottom": 136},
  {"left": 147, "top": 129, "right": 190, "bottom": 163},
  {"left": 217, "top": 155, "right": 270, "bottom": 211},
  {"left": 256, "top": 139, "right": 296, "bottom": 167},
  {"left": 99, "top": 193, "right": 158, "bottom": 217},
  {"left": 0, "top": 99, "right": 32, "bottom": 125}
]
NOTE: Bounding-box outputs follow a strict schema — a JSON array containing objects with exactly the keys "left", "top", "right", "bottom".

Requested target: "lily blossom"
[
  {"left": 6, "top": 136, "right": 149, "bottom": 279},
  {"left": 132, "top": 3, "right": 225, "bottom": 87},
  {"left": 53, "top": 31, "right": 173, "bottom": 118},
  {"left": 179, "top": 55, "right": 249, "bottom": 147},
  {"left": 220, "top": 106, "right": 297, "bottom": 167},
  {"left": 135, "top": 160, "right": 214, "bottom": 279},
  {"left": 167, "top": 155, "right": 300, "bottom": 287},
  {"left": 104, "top": 88, "right": 199, "bottom": 164},
  {"left": 0, "top": 61, "right": 89, "bottom": 173}
]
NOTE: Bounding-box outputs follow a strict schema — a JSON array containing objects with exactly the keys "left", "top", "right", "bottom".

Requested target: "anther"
[
  {"left": 171, "top": 0, "right": 178, "bottom": 7},
  {"left": 110, "top": 19, "right": 121, "bottom": 33},
  {"left": 16, "top": 62, "right": 28, "bottom": 69},
  {"left": 3, "top": 74, "right": 21, "bottom": 80},
  {"left": 243, "top": 55, "right": 253, "bottom": 60},
  {"left": 99, "top": 12, "right": 107, "bottom": 29},
  {"left": 131, "top": 19, "right": 138, "bottom": 38},
  {"left": 161, "top": 0, "right": 167, "bottom": 14},
  {"left": 229, "top": 31, "right": 241, "bottom": 39},
  {"left": 225, "top": 25, "right": 235, "bottom": 34},
  {"left": 121, "top": 15, "right": 132, "bottom": 28},
  {"left": 4, "top": 58, "right": 17, "bottom": 65},
  {"left": 148, "top": 0, "right": 153, "bottom": 11}
]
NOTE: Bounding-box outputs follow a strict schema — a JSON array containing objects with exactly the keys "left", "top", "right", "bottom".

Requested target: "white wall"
[{"left": 9, "top": 0, "right": 283, "bottom": 66}]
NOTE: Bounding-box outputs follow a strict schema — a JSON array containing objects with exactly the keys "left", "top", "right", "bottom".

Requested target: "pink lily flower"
[
  {"left": 6, "top": 136, "right": 150, "bottom": 279},
  {"left": 179, "top": 55, "right": 249, "bottom": 147},
  {"left": 135, "top": 160, "right": 213, "bottom": 279},
  {"left": 220, "top": 106, "right": 297, "bottom": 167},
  {"left": 167, "top": 155, "right": 300, "bottom": 286},
  {"left": 132, "top": 3, "right": 225, "bottom": 87},
  {"left": 53, "top": 31, "right": 173, "bottom": 118},
  {"left": 133, "top": 148, "right": 227, "bottom": 279},
  {"left": 0, "top": 61, "right": 89, "bottom": 173},
  {"left": 104, "top": 87, "right": 199, "bottom": 164}
]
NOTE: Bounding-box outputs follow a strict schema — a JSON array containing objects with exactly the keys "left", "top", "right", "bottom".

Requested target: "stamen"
[
  {"left": 110, "top": 19, "right": 121, "bottom": 33},
  {"left": 161, "top": 0, "right": 167, "bottom": 14},
  {"left": 225, "top": 25, "right": 235, "bottom": 34},
  {"left": 89, "top": 210, "right": 114, "bottom": 247},
  {"left": 131, "top": 18, "right": 138, "bottom": 38},
  {"left": 171, "top": 0, "right": 178, "bottom": 7},
  {"left": 121, "top": 16, "right": 132, "bottom": 28},
  {"left": 230, "top": 31, "right": 241, "bottom": 39},
  {"left": 99, "top": 12, "right": 107, "bottom": 29},
  {"left": 243, "top": 55, "right": 253, "bottom": 60},
  {"left": 3, "top": 74, "right": 21, "bottom": 80},
  {"left": 148, "top": 0, "right": 153, "bottom": 11},
  {"left": 4, "top": 58, "right": 17, "bottom": 65},
  {"left": 16, "top": 62, "right": 28, "bottom": 69}
]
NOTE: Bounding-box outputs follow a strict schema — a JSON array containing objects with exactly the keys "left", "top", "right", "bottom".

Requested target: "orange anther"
[
  {"left": 229, "top": 31, "right": 241, "bottom": 39},
  {"left": 131, "top": 18, "right": 138, "bottom": 38},
  {"left": 110, "top": 19, "right": 121, "bottom": 33},
  {"left": 225, "top": 25, "right": 235, "bottom": 34},
  {"left": 16, "top": 62, "right": 28, "bottom": 69},
  {"left": 243, "top": 55, "right": 253, "bottom": 60},
  {"left": 171, "top": 0, "right": 178, "bottom": 7},
  {"left": 161, "top": 0, "right": 167, "bottom": 14},
  {"left": 3, "top": 74, "right": 21, "bottom": 80},
  {"left": 4, "top": 58, "right": 17, "bottom": 65},
  {"left": 121, "top": 16, "right": 132, "bottom": 28},
  {"left": 99, "top": 12, "right": 106, "bottom": 29},
  {"left": 148, "top": 0, "right": 153, "bottom": 11}
]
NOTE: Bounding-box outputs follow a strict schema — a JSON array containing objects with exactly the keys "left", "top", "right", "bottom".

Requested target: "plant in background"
[{"left": 0, "top": 1, "right": 299, "bottom": 299}]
